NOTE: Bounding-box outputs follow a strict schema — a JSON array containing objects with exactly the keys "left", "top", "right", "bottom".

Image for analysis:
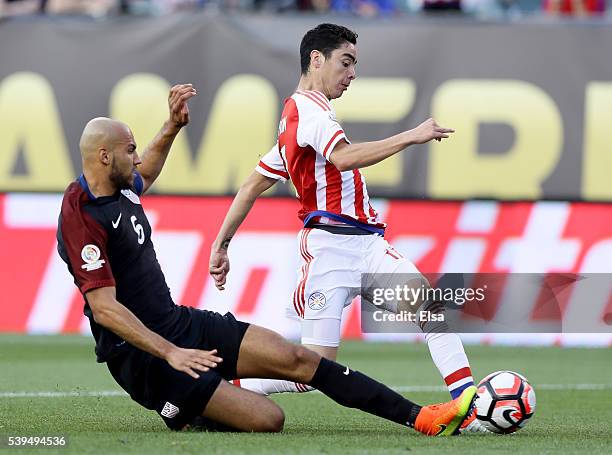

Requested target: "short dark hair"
[{"left": 300, "top": 24, "right": 358, "bottom": 75}]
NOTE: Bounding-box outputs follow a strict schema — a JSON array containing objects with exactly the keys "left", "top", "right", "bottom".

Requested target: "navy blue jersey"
[{"left": 57, "top": 173, "right": 191, "bottom": 362}]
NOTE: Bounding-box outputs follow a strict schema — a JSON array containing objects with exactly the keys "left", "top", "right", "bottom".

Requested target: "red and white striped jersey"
[{"left": 255, "top": 90, "right": 384, "bottom": 228}]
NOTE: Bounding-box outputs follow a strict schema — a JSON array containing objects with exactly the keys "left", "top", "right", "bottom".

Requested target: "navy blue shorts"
[{"left": 106, "top": 310, "right": 249, "bottom": 430}]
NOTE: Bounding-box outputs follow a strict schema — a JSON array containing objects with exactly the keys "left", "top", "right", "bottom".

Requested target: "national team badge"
[
  {"left": 308, "top": 292, "right": 327, "bottom": 310},
  {"left": 120, "top": 189, "right": 141, "bottom": 205},
  {"left": 161, "top": 401, "right": 180, "bottom": 419},
  {"left": 80, "top": 244, "right": 106, "bottom": 271}
]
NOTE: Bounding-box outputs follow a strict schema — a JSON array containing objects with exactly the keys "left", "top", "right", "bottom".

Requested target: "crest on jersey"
[
  {"left": 121, "top": 189, "right": 141, "bottom": 205},
  {"left": 80, "top": 244, "right": 106, "bottom": 271},
  {"left": 308, "top": 291, "right": 327, "bottom": 310}
]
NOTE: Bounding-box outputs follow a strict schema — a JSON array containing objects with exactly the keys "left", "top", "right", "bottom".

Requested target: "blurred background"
[
  {"left": 0, "top": 0, "right": 609, "bottom": 19},
  {"left": 0, "top": 2, "right": 610, "bottom": 348}
]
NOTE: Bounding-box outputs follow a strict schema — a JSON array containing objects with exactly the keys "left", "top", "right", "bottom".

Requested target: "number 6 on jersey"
[{"left": 130, "top": 215, "right": 145, "bottom": 244}]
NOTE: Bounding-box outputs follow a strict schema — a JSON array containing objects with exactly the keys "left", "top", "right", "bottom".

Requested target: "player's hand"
[
  {"left": 209, "top": 249, "right": 230, "bottom": 291},
  {"left": 168, "top": 84, "right": 197, "bottom": 128},
  {"left": 409, "top": 118, "right": 454, "bottom": 144},
  {"left": 165, "top": 347, "right": 223, "bottom": 379}
]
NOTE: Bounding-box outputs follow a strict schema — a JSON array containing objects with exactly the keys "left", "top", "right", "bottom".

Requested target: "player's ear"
[
  {"left": 99, "top": 148, "right": 111, "bottom": 165},
  {"left": 311, "top": 50, "right": 323, "bottom": 70}
]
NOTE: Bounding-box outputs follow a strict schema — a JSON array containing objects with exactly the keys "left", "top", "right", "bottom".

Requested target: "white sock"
[
  {"left": 425, "top": 332, "right": 474, "bottom": 399},
  {"left": 232, "top": 378, "right": 314, "bottom": 396}
]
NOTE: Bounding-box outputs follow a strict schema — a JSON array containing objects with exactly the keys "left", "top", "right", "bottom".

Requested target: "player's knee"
[
  {"left": 254, "top": 405, "right": 285, "bottom": 433},
  {"left": 269, "top": 406, "right": 285, "bottom": 433},
  {"left": 284, "top": 344, "right": 319, "bottom": 382},
  {"left": 400, "top": 276, "right": 431, "bottom": 313},
  {"left": 292, "top": 344, "right": 310, "bottom": 363},
  {"left": 290, "top": 344, "right": 317, "bottom": 370}
]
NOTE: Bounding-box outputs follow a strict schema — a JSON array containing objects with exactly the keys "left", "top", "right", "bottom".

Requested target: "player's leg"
[
  {"left": 235, "top": 289, "right": 348, "bottom": 394},
  {"left": 300, "top": 294, "right": 347, "bottom": 363},
  {"left": 235, "top": 324, "right": 477, "bottom": 436},
  {"left": 233, "top": 320, "right": 340, "bottom": 395},
  {"left": 199, "top": 380, "right": 285, "bottom": 432},
  {"left": 235, "top": 228, "right": 345, "bottom": 395},
  {"left": 302, "top": 343, "right": 337, "bottom": 360},
  {"left": 369, "top": 246, "right": 486, "bottom": 430},
  {"left": 234, "top": 343, "right": 336, "bottom": 394},
  {"left": 106, "top": 342, "right": 285, "bottom": 433},
  {"left": 371, "top": 238, "right": 475, "bottom": 399},
  {"left": 236, "top": 345, "right": 335, "bottom": 395}
]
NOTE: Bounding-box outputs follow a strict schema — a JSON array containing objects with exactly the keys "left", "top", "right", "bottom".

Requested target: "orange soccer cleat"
[{"left": 414, "top": 386, "right": 477, "bottom": 436}]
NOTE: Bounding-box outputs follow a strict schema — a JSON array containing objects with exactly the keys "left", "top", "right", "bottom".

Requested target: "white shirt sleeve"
[
  {"left": 255, "top": 143, "right": 289, "bottom": 182},
  {"left": 297, "top": 108, "right": 348, "bottom": 162}
]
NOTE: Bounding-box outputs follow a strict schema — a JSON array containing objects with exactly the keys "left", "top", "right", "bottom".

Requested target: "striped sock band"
[
  {"left": 294, "top": 382, "right": 313, "bottom": 393},
  {"left": 445, "top": 367, "right": 474, "bottom": 399}
]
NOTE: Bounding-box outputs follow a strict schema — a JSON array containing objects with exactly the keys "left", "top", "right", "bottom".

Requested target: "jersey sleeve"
[
  {"left": 297, "top": 109, "right": 348, "bottom": 162},
  {"left": 59, "top": 200, "right": 115, "bottom": 294},
  {"left": 255, "top": 143, "right": 289, "bottom": 182}
]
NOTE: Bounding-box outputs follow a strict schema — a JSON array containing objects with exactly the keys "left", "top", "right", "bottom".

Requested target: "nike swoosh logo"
[
  {"left": 111, "top": 213, "right": 122, "bottom": 229},
  {"left": 435, "top": 424, "right": 447, "bottom": 435},
  {"left": 343, "top": 367, "right": 350, "bottom": 376}
]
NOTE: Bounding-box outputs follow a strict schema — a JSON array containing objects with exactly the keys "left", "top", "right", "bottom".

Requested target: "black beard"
[{"left": 109, "top": 162, "right": 132, "bottom": 190}]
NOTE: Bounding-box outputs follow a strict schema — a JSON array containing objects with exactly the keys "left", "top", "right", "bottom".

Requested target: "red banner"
[{"left": 1, "top": 194, "right": 610, "bottom": 346}]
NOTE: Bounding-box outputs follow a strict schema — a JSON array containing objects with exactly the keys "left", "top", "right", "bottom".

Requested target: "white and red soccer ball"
[{"left": 475, "top": 371, "right": 536, "bottom": 434}]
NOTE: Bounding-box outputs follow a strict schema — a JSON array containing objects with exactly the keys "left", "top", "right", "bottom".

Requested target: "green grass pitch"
[{"left": 1, "top": 335, "right": 611, "bottom": 454}]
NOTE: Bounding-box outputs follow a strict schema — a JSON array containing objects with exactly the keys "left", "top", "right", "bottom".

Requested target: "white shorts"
[{"left": 289, "top": 228, "right": 421, "bottom": 347}]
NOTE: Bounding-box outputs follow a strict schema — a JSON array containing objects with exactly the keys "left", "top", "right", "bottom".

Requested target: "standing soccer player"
[
  {"left": 57, "top": 83, "right": 476, "bottom": 435},
  {"left": 210, "top": 23, "right": 483, "bottom": 432}
]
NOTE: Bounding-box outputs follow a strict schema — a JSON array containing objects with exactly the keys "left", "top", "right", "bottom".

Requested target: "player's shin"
[
  {"left": 308, "top": 358, "right": 422, "bottom": 427},
  {"left": 418, "top": 301, "right": 474, "bottom": 399}
]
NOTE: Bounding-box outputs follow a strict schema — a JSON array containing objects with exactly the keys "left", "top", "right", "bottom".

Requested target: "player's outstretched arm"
[
  {"left": 329, "top": 118, "right": 454, "bottom": 172},
  {"left": 138, "top": 84, "right": 197, "bottom": 193},
  {"left": 86, "top": 286, "right": 222, "bottom": 378},
  {"left": 209, "top": 171, "right": 277, "bottom": 290}
]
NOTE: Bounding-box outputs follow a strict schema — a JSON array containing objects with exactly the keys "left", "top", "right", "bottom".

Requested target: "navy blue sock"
[
  {"left": 450, "top": 381, "right": 474, "bottom": 399},
  {"left": 308, "top": 358, "right": 421, "bottom": 427}
]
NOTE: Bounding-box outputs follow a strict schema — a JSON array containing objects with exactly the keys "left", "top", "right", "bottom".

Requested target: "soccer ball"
[{"left": 475, "top": 370, "right": 536, "bottom": 434}]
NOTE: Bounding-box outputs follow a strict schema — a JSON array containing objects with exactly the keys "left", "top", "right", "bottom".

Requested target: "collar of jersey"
[
  {"left": 78, "top": 174, "right": 98, "bottom": 201},
  {"left": 294, "top": 89, "right": 329, "bottom": 100},
  {"left": 78, "top": 173, "right": 143, "bottom": 202}
]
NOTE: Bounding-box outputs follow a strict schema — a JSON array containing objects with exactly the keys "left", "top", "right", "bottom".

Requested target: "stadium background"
[{"left": 1, "top": 10, "right": 611, "bottom": 347}]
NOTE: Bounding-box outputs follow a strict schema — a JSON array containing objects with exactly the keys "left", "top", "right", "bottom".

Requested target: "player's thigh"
[
  {"left": 367, "top": 239, "right": 430, "bottom": 312},
  {"left": 301, "top": 316, "right": 344, "bottom": 359},
  {"left": 203, "top": 380, "right": 285, "bottom": 432},
  {"left": 291, "top": 230, "right": 361, "bottom": 320},
  {"left": 187, "top": 309, "right": 249, "bottom": 380},
  {"left": 235, "top": 324, "right": 320, "bottom": 383}
]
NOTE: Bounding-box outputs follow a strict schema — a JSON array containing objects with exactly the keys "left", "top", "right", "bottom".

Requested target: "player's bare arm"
[
  {"left": 138, "top": 84, "right": 197, "bottom": 193},
  {"left": 329, "top": 118, "right": 454, "bottom": 172},
  {"left": 210, "top": 170, "right": 278, "bottom": 290},
  {"left": 86, "top": 286, "right": 222, "bottom": 379}
]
